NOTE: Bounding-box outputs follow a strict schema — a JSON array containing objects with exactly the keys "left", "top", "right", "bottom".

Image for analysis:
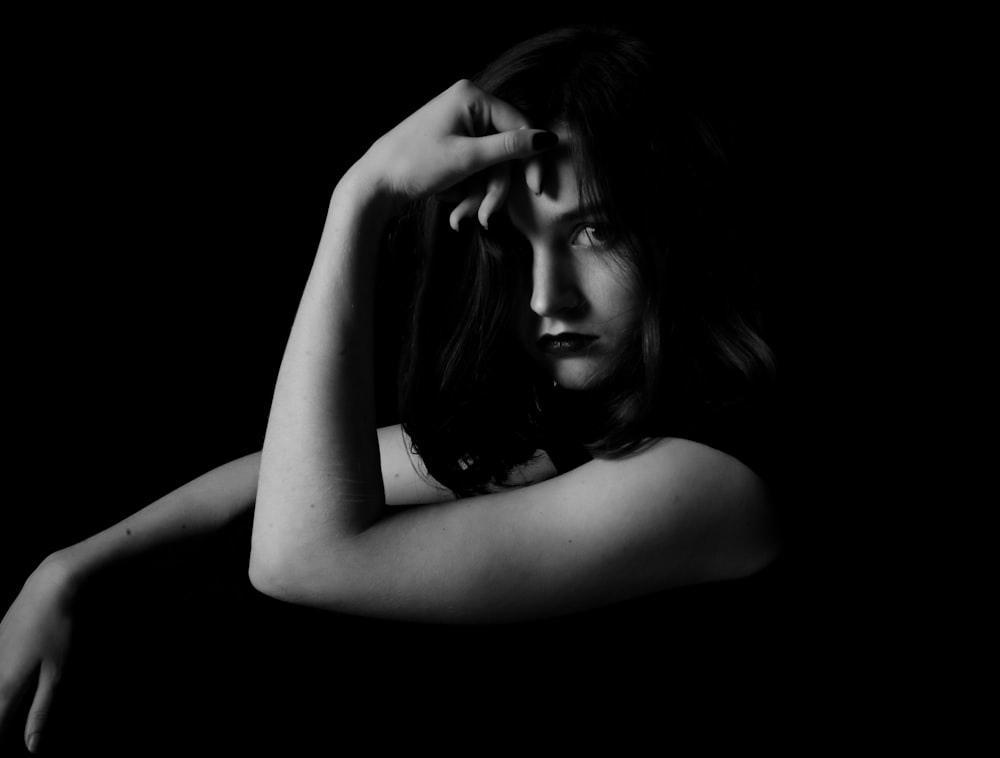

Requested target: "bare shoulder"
[
  {"left": 621, "top": 436, "right": 770, "bottom": 506},
  {"left": 562, "top": 436, "right": 780, "bottom": 584}
]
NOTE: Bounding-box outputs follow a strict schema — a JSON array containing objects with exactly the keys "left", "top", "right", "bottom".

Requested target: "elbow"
[
  {"left": 248, "top": 563, "right": 269, "bottom": 597},
  {"left": 248, "top": 550, "right": 285, "bottom": 601},
  {"left": 248, "top": 495, "right": 373, "bottom": 604},
  {"left": 248, "top": 515, "right": 277, "bottom": 596},
  {"left": 247, "top": 504, "right": 310, "bottom": 602},
  {"left": 248, "top": 536, "right": 355, "bottom": 608},
  {"left": 248, "top": 553, "right": 315, "bottom": 604},
  {"left": 248, "top": 530, "right": 304, "bottom": 603}
]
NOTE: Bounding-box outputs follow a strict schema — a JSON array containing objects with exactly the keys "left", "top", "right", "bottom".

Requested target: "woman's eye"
[{"left": 572, "top": 225, "right": 612, "bottom": 249}]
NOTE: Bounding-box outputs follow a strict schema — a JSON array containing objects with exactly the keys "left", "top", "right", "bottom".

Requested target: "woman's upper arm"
[{"left": 258, "top": 436, "right": 779, "bottom": 622}]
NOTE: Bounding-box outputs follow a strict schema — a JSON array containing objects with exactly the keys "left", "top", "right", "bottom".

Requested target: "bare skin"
[
  {"left": 0, "top": 426, "right": 554, "bottom": 753},
  {"left": 249, "top": 79, "right": 776, "bottom": 619},
  {"left": 0, "top": 79, "right": 777, "bottom": 754}
]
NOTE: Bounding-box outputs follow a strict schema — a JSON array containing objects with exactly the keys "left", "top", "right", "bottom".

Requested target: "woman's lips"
[{"left": 536, "top": 333, "right": 599, "bottom": 356}]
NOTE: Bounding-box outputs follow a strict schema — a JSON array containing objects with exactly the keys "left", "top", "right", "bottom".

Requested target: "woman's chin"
[{"left": 548, "top": 359, "right": 608, "bottom": 392}]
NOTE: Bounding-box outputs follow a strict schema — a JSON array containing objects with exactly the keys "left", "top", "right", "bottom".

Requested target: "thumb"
[
  {"left": 24, "top": 661, "right": 60, "bottom": 753},
  {"left": 463, "top": 129, "right": 559, "bottom": 170}
]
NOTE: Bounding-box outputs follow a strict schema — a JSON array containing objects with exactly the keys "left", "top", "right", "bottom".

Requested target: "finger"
[
  {"left": 459, "top": 85, "right": 532, "bottom": 136},
  {"left": 24, "top": 661, "right": 59, "bottom": 754},
  {"left": 479, "top": 91, "right": 536, "bottom": 135},
  {"left": 523, "top": 156, "right": 544, "bottom": 196},
  {"left": 458, "top": 128, "right": 558, "bottom": 173},
  {"left": 449, "top": 188, "right": 486, "bottom": 232},
  {"left": 477, "top": 163, "right": 511, "bottom": 229},
  {"left": 516, "top": 124, "right": 543, "bottom": 197}
]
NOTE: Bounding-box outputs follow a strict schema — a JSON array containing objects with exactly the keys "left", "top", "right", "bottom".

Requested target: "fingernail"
[
  {"left": 28, "top": 733, "right": 40, "bottom": 753},
  {"left": 532, "top": 131, "right": 558, "bottom": 150}
]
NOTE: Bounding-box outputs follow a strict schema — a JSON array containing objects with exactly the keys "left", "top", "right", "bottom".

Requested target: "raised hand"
[
  {"left": 0, "top": 558, "right": 76, "bottom": 754},
  {"left": 347, "top": 78, "right": 556, "bottom": 226}
]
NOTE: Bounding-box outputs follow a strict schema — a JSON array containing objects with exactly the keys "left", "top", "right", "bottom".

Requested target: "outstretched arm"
[
  {"left": 0, "top": 450, "right": 261, "bottom": 754},
  {"left": 53, "top": 452, "right": 262, "bottom": 583},
  {"left": 0, "top": 419, "right": 469, "bottom": 753}
]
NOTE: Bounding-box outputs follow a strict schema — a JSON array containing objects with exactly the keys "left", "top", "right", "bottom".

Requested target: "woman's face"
[{"left": 502, "top": 132, "right": 643, "bottom": 391}]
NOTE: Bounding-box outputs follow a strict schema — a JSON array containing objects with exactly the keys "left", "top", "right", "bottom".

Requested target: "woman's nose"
[{"left": 530, "top": 249, "right": 582, "bottom": 317}]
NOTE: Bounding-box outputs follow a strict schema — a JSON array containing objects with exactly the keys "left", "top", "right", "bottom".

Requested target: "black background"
[{"left": 2, "top": 7, "right": 933, "bottom": 752}]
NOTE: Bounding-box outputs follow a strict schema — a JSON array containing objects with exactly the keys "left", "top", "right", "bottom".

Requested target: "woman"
[{"left": 1, "top": 25, "right": 779, "bottom": 752}]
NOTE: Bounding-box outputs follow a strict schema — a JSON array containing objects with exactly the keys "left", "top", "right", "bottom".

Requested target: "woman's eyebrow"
[
  {"left": 506, "top": 202, "right": 605, "bottom": 235},
  {"left": 551, "top": 203, "right": 604, "bottom": 225}
]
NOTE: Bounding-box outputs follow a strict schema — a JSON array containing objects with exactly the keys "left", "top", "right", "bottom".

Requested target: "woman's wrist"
[
  {"left": 313, "top": 164, "right": 397, "bottom": 270},
  {"left": 42, "top": 530, "right": 126, "bottom": 598},
  {"left": 35, "top": 549, "right": 84, "bottom": 601},
  {"left": 336, "top": 160, "right": 397, "bottom": 216}
]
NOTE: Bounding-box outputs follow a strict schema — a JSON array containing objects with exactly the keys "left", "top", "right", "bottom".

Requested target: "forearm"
[
  {"left": 248, "top": 83, "right": 552, "bottom": 597},
  {"left": 52, "top": 451, "right": 260, "bottom": 589},
  {"left": 252, "top": 170, "right": 392, "bottom": 577}
]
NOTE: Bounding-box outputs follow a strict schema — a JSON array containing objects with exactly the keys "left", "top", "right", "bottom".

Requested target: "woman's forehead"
[{"left": 507, "top": 131, "right": 591, "bottom": 231}]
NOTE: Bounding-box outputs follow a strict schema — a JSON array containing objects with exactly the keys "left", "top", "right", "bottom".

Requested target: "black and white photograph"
[{"left": 1, "top": 9, "right": 928, "bottom": 752}]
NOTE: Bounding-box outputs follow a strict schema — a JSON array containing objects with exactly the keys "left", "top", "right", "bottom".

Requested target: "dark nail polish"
[{"left": 532, "top": 131, "right": 558, "bottom": 150}]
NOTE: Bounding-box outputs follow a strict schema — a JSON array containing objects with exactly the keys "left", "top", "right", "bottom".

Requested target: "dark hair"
[{"left": 398, "top": 25, "right": 775, "bottom": 496}]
